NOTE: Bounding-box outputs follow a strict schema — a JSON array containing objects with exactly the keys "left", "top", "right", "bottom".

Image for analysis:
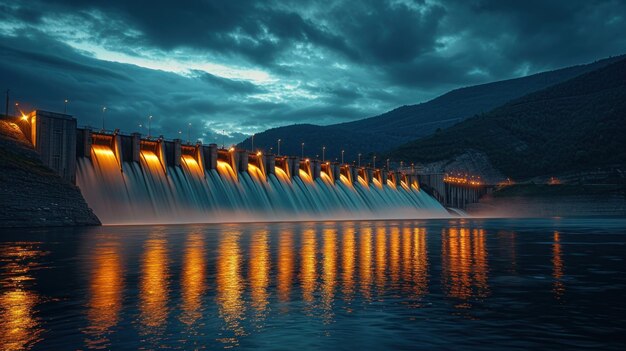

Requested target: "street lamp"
[
  {"left": 14, "top": 102, "right": 18, "bottom": 116},
  {"left": 187, "top": 122, "right": 192, "bottom": 144},
  {"left": 64, "top": 99, "right": 69, "bottom": 114},
  {"left": 277, "top": 139, "right": 281, "bottom": 156},
  {"left": 358, "top": 153, "right": 361, "bottom": 167},
  {"left": 102, "top": 106, "right": 107, "bottom": 131},
  {"left": 301, "top": 142, "right": 304, "bottom": 159},
  {"left": 341, "top": 150, "right": 344, "bottom": 164},
  {"left": 251, "top": 133, "right": 255, "bottom": 152},
  {"left": 148, "top": 115, "right": 152, "bottom": 138},
  {"left": 322, "top": 146, "right": 326, "bottom": 162},
  {"left": 387, "top": 158, "right": 390, "bottom": 171},
  {"left": 373, "top": 155, "right": 376, "bottom": 168}
]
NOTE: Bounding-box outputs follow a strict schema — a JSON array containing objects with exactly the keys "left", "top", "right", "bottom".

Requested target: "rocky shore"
[{"left": 0, "top": 119, "right": 100, "bottom": 227}]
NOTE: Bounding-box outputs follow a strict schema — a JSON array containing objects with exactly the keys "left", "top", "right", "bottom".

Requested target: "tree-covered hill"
[
  {"left": 239, "top": 55, "right": 624, "bottom": 162},
  {"left": 388, "top": 58, "right": 626, "bottom": 181}
]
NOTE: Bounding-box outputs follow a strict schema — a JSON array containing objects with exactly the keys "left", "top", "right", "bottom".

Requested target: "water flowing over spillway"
[{"left": 76, "top": 147, "right": 449, "bottom": 225}]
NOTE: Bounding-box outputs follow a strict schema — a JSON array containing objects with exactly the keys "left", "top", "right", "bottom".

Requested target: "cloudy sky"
[{"left": 1, "top": 0, "right": 625, "bottom": 144}]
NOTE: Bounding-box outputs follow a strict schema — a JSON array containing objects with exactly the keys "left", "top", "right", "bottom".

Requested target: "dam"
[{"left": 14, "top": 110, "right": 449, "bottom": 224}]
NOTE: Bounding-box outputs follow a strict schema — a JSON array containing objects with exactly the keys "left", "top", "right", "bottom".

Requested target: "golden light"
[
  {"left": 256, "top": 151, "right": 262, "bottom": 156},
  {"left": 229, "top": 147, "right": 235, "bottom": 152},
  {"left": 21, "top": 113, "right": 28, "bottom": 121}
]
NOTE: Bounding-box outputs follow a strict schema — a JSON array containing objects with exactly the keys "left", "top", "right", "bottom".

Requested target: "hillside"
[
  {"left": 0, "top": 119, "right": 100, "bottom": 227},
  {"left": 388, "top": 58, "right": 626, "bottom": 182},
  {"left": 239, "top": 55, "right": 624, "bottom": 161}
]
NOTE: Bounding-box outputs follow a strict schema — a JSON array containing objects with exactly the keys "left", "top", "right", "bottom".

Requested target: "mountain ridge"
[{"left": 240, "top": 54, "right": 625, "bottom": 161}]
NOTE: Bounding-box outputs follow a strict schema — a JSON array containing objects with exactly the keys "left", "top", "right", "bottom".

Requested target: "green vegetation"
[{"left": 389, "top": 58, "right": 626, "bottom": 180}]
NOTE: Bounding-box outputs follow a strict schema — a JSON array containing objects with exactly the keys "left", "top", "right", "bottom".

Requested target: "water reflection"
[
  {"left": 552, "top": 231, "right": 565, "bottom": 299},
  {"left": 389, "top": 226, "right": 401, "bottom": 287},
  {"left": 301, "top": 228, "right": 317, "bottom": 305},
  {"left": 1, "top": 220, "right": 613, "bottom": 350},
  {"left": 375, "top": 227, "right": 387, "bottom": 294},
  {"left": 359, "top": 226, "right": 373, "bottom": 300},
  {"left": 216, "top": 228, "right": 245, "bottom": 346},
  {"left": 0, "top": 242, "right": 45, "bottom": 351},
  {"left": 322, "top": 228, "right": 337, "bottom": 323},
  {"left": 84, "top": 239, "right": 123, "bottom": 349},
  {"left": 278, "top": 228, "right": 294, "bottom": 304},
  {"left": 442, "top": 228, "right": 489, "bottom": 307},
  {"left": 250, "top": 228, "right": 270, "bottom": 322},
  {"left": 412, "top": 228, "right": 428, "bottom": 299},
  {"left": 401, "top": 227, "right": 413, "bottom": 286},
  {"left": 341, "top": 224, "right": 356, "bottom": 303},
  {"left": 139, "top": 233, "right": 170, "bottom": 337},
  {"left": 180, "top": 231, "right": 206, "bottom": 327}
]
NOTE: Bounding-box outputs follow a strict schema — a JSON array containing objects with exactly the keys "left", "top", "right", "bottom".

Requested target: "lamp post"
[
  {"left": 322, "top": 146, "right": 326, "bottom": 162},
  {"left": 222, "top": 129, "right": 225, "bottom": 149},
  {"left": 148, "top": 115, "right": 152, "bottom": 138},
  {"left": 102, "top": 106, "right": 107, "bottom": 132},
  {"left": 358, "top": 153, "right": 361, "bottom": 167},
  {"left": 14, "top": 102, "right": 18, "bottom": 116},
  {"left": 277, "top": 139, "right": 281, "bottom": 156},
  {"left": 64, "top": 99, "right": 69, "bottom": 114},
  {"left": 341, "top": 150, "right": 344, "bottom": 164},
  {"left": 373, "top": 155, "right": 376, "bottom": 168},
  {"left": 187, "top": 122, "right": 192, "bottom": 144},
  {"left": 251, "top": 134, "right": 255, "bottom": 152},
  {"left": 301, "top": 142, "right": 304, "bottom": 158},
  {"left": 386, "top": 158, "right": 390, "bottom": 171}
]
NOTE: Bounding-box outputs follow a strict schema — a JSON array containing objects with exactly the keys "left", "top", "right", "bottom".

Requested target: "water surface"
[{"left": 1, "top": 218, "right": 625, "bottom": 350}]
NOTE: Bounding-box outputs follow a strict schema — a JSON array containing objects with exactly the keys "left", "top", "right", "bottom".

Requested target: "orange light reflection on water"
[
  {"left": 278, "top": 229, "right": 294, "bottom": 303},
  {"left": 301, "top": 228, "right": 317, "bottom": 304},
  {"left": 412, "top": 228, "right": 429, "bottom": 298},
  {"left": 180, "top": 232, "right": 206, "bottom": 326},
  {"left": 359, "top": 227, "right": 373, "bottom": 300},
  {"left": 322, "top": 228, "right": 337, "bottom": 323},
  {"left": 341, "top": 224, "right": 356, "bottom": 302},
  {"left": 375, "top": 227, "right": 387, "bottom": 293},
  {"left": 250, "top": 229, "right": 270, "bottom": 321},
  {"left": 84, "top": 240, "right": 123, "bottom": 349},
  {"left": 552, "top": 231, "right": 564, "bottom": 299},
  {"left": 216, "top": 229, "right": 245, "bottom": 347},
  {"left": 441, "top": 227, "right": 489, "bottom": 307},
  {"left": 140, "top": 236, "right": 169, "bottom": 331},
  {"left": 0, "top": 243, "right": 45, "bottom": 351}
]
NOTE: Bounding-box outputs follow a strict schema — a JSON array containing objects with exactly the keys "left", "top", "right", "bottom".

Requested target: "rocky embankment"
[{"left": 0, "top": 119, "right": 100, "bottom": 227}]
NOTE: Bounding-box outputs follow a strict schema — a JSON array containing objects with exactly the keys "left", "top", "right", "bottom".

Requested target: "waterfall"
[{"left": 76, "top": 147, "right": 450, "bottom": 225}]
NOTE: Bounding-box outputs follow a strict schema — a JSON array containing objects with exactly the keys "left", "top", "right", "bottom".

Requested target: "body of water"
[{"left": 0, "top": 218, "right": 624, "bottom": 350}]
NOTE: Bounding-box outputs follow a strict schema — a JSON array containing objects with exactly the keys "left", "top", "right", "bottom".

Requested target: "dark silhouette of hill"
[
  {"left": 239, "top": 55, "right": 624, "bottom": 161},
  {"left": 388, "top": 57, "right": 626, "bottom": 181}
]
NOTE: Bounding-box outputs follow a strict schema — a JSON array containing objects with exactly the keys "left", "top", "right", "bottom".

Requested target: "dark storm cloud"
[{"left": 1, "top": 0, "right": 626, "bottom": 142}]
